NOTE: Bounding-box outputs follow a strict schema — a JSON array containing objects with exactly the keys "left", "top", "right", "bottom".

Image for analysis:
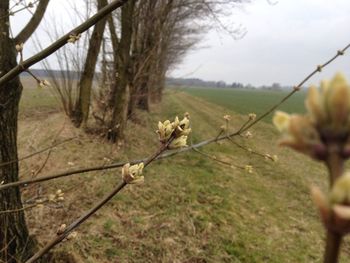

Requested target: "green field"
[
  {"left": 180, "top": 87, "right": 307, "bottom": 122},
  {"left": 19, "top": 77, "right": 59, "bottom": 117}
]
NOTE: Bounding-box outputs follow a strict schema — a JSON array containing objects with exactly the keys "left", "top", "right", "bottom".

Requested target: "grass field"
[
  {"left": 179, "top": 87, "right": 307, "bottom": 122},
  {"left": 19, "top": 77, "right": 60, "bottom": 117},
  {"left": 17, "top": 85, "right": 349, "bottom": 262}
]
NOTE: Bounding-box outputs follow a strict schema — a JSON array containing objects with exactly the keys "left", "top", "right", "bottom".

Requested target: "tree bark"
[
  {"left": 0, "top": 3, "right": 38, "bottom": 262},
  {"left": 107, "top": 0, "right": 135, "bottom": 142},
  {"left": 74, "top": 0, "right": 108, "bottom": 128},
  {"left": 0, "top": 1, "right": 53, "bottom": 261},
  {"left": 134, "top": 0, "right": 157, "bottom": 111},
  {"left": 137, "top": 76, "right": 150, "bottom": 111}
]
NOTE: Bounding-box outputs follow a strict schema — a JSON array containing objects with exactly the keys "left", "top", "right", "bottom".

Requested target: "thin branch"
[
  {"left": 241, "top": 43, "right": 350, "bottom": 133},
  {"left": 0, "top": 130, "right": 259, "bottom": 190},
  {"left": 31, "top": 120, "right": 67, "bottom": 178},
  {"left": 192, "top": 147, "right": 244, "bottom": 169},
  {"left": 227, "top": 137, "right": 273, "bottom": 161},
  {"left": 0, "top": 0, "right": 39, "bottom": 20},
  {"left": 0, "top": 134, "right": 221, "bottom": 191},
  {"left": 236, "top": 118, "right": 252, "bottom": 134},
  {"left": 25, "top": 181, "right": 126, "bottom": 263},
  {"left": 15, "top": 0, "right": 50, "bottom": 44},
  {"left": 0, "top": 137, "right": 76, "bottom": 168},
  {"left": 0, "top": 201, "right": 46, "bottom": 215},
  {"left": 24, "top": 69, "right": 42, "bottom": 84},
  {"left": 25, "top": 137, "right": 174, "bottom": 263},
  {"left": 9, "top": 0, "right": 26, "bottom": 11}
]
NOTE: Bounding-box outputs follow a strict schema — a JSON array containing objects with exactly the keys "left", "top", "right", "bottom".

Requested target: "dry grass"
[{"left": 16, "top": 87, "right": 350, "bottom": 262}]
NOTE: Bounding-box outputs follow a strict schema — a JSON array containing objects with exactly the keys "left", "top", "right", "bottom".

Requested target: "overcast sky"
[
  {"left": 171, "top": 0, "right": 350, "bottom": 86},
  {"left": 11, "top": 0, "right": 350, "bottom": 86}
]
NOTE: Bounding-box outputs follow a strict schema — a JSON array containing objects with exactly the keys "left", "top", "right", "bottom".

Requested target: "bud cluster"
[
  {"left": 273, "top": 73, "right": 350, "bottom": 160},
  {"left": 67, "top": 33, "right": 82, "bottom": 44},
  {"left": 157, "top": 114, "right": 191, "bottom": 149},
  {"left": 38, "top": 79, "right": 51, "bottom": 89},
  {"left": 274, "top": 73, "right": 350, "bottom": 244},
  {"left": 48, "top": 189, "right": 65, "bottom": 202},
  {"left": 122, "top": 163, "right": 144, "bottom": 184}
]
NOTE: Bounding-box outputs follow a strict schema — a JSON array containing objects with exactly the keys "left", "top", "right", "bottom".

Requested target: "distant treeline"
[{"left": 167, "top": 77, "right": 294, "bottom": 90}]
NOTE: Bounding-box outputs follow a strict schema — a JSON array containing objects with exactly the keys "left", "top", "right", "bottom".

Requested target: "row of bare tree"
[
  {"left": 46, "top": 0, "right": 245, "bottom": 142},
  {"left": 0, "top": 0, "right": 247, "bottom": 261}
]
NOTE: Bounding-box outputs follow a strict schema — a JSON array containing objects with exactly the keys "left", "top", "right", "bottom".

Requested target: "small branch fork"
[
  {"left": 227, "top": 137, "right": 273, "bottom": 161},
  {"left": 192, "top": 147, "right": 245, "bottom": 170},
  {"left": 0, "top": 0, "right": 40, "bottom": 20},
  {"left": 0, "top": 137, "right": 76, "bottom": 169}
]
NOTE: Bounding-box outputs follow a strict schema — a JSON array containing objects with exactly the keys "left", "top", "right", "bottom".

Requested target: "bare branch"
[
  {"left": 192, "top": 147, "right": 245, "bottom": 169},
  {"left": 0, "top": 137, "right": 76, "bottom": 169},
  {"left": 25, "top": 136, "right": 174, "bottom": 263},
  {"left": 241, "top": 43, "right": 350, "bottom": 133},
  {"left": 31, "top": 120, "right": 68, "bottom": 178},
  {"left": 14, "top": 0, "right": 50, "bottom": 44}
]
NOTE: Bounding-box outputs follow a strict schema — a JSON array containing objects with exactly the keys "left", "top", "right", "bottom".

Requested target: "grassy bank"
[{"left": 17, "top": 86, "right": 344, "bottom": 262}]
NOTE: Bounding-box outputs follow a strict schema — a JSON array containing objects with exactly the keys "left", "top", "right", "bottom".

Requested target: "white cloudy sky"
[
  {"left": 171, "top": 0, "right": 350, "bottom": 86},
  {"left": 11, "top": 0, "right": 350, "bottom": 86}
]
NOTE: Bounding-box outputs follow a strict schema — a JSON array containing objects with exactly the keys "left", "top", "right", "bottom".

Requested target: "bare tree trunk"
[
  {"left": 127, "top": 80, "right": 137, "bottom": 118},
  {"left": 0, "top": 3, "right": 37, "bottom": 262},
  {"left": 74, "top": 0, "right": 108, "bottom": 127},
  {"left": 107, "top": 0, "right": 135, "bottom": 142},
  {"left": 0, "top": 1, "right": 52, "bottom": 261},
  {"left": 152, "top": 69, "right": 166, "bottom": 103},
  {"left": 134, "top": 0, "right": 157, "bottom": 112},
  {"left": 137, "top": 75, "right": 150, "bottom": 111}
]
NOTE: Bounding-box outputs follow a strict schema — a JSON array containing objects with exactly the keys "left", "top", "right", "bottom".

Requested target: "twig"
[
  {"left": 0, "top": 202, "right": 45, "bottom": 215},
  {"left": 227, "top": 137, "right": 273, "bottom": 161},
  {"left": 9, "top": 0, "right": 26, "bottom": 11},
  {"left": 0, "top": 131, "right": 247, "bottom": 191},
  {"left": 31, "top": 120, "right": 67, "bottom": 178},
  {"left": 192, "top": 147, "right": 244, "bottom": 169},
  {"left": 236, "top": 118, "right": 252, "bottom": 134},
  {"left": 242, "top": 43, "right": 350, "bottom": 133},
  {"left": 0, "top": 135, "right": 222, "bottom": 191},
  {"left": 23, "top": 69, "right": 42, "bottom": 85},
  {"left": 0, "top": 137, "right": 76, "bottom": 168},
  {"left": 0, "top": 0, "right": 39, "bottom": 20},
  {"left": 25, "top": 138, "right": 174, "bottom": 263},
  {"left": 214, "top": 129, "right": 224, "bottom": 142}
]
